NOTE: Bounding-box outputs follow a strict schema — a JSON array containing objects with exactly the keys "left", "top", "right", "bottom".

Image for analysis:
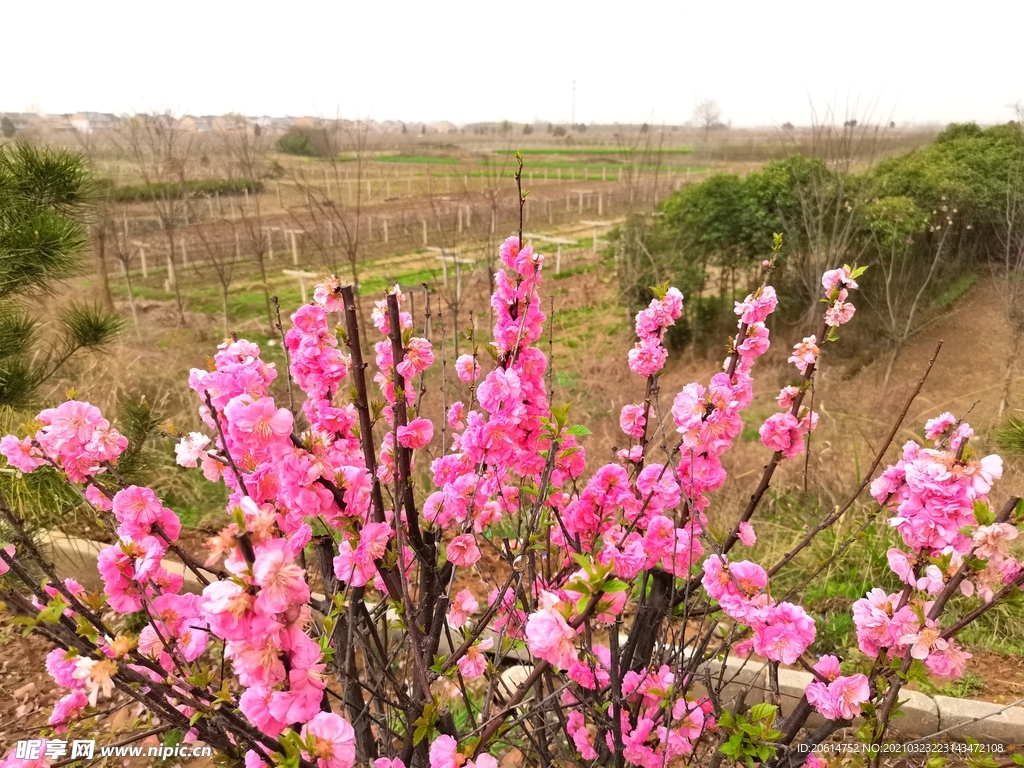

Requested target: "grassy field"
[{"left": 504, "top": 147, "right": 696, "bottom": 156}]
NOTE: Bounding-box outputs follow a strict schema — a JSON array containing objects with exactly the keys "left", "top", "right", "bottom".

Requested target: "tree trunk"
[
  {"left": 254, "top": 253, "right": 273, "bottom": 333},
  {"left": 882, "top": 342, "right": 902, "bottom": 393},
  {"left": 221, "top": 284, "right": 230, "bottom": 337},
  {"left": 167, "top": 230, "right": 185, "bottom": 324},
  {"left": 95, "top": 227, "right": 114, "bottom": 311},
  {"left": 123, "top": 270, "right": 140, "bottom": 339},
  {"left": 999, "top": 333, "right": 1022, "bottom": 418}
]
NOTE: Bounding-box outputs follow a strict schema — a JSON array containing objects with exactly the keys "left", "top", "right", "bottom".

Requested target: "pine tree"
[{"left": 0, "top": 142, "right": 124, "bottom": 409}]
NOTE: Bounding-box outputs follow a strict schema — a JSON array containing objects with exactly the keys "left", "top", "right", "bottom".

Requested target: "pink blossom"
[
  {"left": 924, "top": 412, "right": 956, "bottom": 442},
  {"left": 619, "top": 404, "right": 646, "bottom": 439},
  {"left": 455, "top": 354, "right": 481, "bottom": 383},
  {"left": 822, "top": 265, "right": 858, "bottom": 295},
  {"left": 737, "top": 521, "right": 756, "bottom": 547},
  {"left": 48, "top": 690, "right": 88, "bottom": 733},
  {"left": 824, "top": 300, "right": 856, "bottom": 327},
  {"left": 446, "top": 402, "right": 466, "bottom": 431},
  {"left": 734, "top": 286, "right": 778, "bottom": 324},
  {"left": 447, "top": 534, "right": 482, "bottom": 567},
  {"left": 788, "top": 335, "right": 819, "bottom": 375},
  {"left": 457, "top": 637, "right": 493, "bottom": 678},
  {"left": 627, "top": 339, "right": 668, "bottom": 377},
  {"left": 759, "top": 412, "right": 804, "bottom": 459},
  {"left": 753, "top": 602, "right": 816, "bottom": 665},
  {"left": 428, "top": 735, "right": 460, "bottom": 768},
  {"left": 252, "top": 538, "right": 310, "bottom": 614},
  {"left": 900, "top": 619, "right": 948, "bottom": 660},
  {"left": 46, "top": 648, "right": 85, "bottom": 689},
  {"left": 397, "top": 338, "right": 434, "bottom": 379},
  {"left": 813, "top": 655, "right": 842, "bottom": 681},
  {"left": 807, "top": 673, "right": 869, "bottom": 720},
  {"left": 313, "top": 275, "right": 346, "bottom": 312},
  {"left": 567, "top": 711, "right": 598, "bottom": 760},
  {"left": 776, "top": 386, "right": 800, "bottom": 409},
  {"left": 886, "top": 548, "right": 916, "bottom": 584},
  {"left": 0, "top": 435, "right": 44, "bottom": 473},
  {"left": 239, "top": 686, "right": 288, "bottom": 738},
  {"left": 448, "top": 589, "right": 479, "bottom": 629},
  {"left": 525, "top": 591, "right": 578, "bottom": 669},
  {"left": 175, "top": 432, "right": 210, "bottom": 467},
  {"left": 973, "top": 523, "right": 1018, "bottom": 561},
  {"left": 85, "top": 484, "right": 112, "bottom": 511},
  {"left": 300, "top": 712, "right": 356, "bottom": 768},
  {"left": 672, "top": 383, "right": 706, "bottom": 438},
  {"left": 925, "top": 643, "right": 972, "bottom": 679},
  {"left": 397, "top": 418, "right": 433, "bottom": 449},
  {"left": 224, "top": 395, "right": 293, "bottom": 448}
]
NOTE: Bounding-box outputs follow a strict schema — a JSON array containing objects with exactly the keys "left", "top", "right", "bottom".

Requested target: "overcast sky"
[{"left": 5, "top": 0, "right": 1021, "bottom": 127}]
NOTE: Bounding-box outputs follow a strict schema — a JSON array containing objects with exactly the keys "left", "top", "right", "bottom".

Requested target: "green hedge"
[{"left": 106, "top": 178, "right": 264, "bottom": 202}]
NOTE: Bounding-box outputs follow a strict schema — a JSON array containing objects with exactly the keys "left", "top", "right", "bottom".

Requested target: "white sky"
[{"left": 5, "top": 0, "right": 1022, "bottom": 127}]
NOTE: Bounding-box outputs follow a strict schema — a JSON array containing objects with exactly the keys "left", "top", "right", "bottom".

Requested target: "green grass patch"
[
  {"left": 551, "top": 264, "right": 593, "bottom": 280},
  {"left": 931, "top": 272, "right": 978, "bottom": 309},
  {"left": 513, "top": 161, "right": 704, "bottom": 172},
  {"left": 375, "top": 155, "right": 462, "bottom": 164},
  {"left": 917, "top": 672, "right": 985, "bottom": 699},
  {"left": 500, "top": 147, "right": 695, "bottom": 156}
]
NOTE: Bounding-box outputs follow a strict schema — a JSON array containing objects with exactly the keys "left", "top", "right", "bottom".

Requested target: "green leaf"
[
  {"left": 973, "top": 500, "right": 995, "bottom": 526},
  {"left": 749, "top": 702, "right": 777, "bottom": 724},
  {"left": 565, "top": 424, "right": 591, "bottom": 436}
]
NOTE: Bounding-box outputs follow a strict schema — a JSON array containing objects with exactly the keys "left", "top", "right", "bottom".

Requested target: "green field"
[
  {"left": 374, "top": 155, "right": 462, "bottom": 164},
  {"left": 500, "top": 147, "right": 695, "bottom": 156}
]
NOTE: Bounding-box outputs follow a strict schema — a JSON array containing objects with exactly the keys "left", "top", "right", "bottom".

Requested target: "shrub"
[
  {"left": 275, "top": 130, "right": 320, "bottom": 157},
  {"left": 106, "top": 178, "right": 264, "bottom": 202}
]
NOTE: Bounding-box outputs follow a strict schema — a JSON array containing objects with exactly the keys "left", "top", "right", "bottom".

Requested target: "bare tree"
[
  {"left": 218, "top": 116, "right": 274, "bottom": 331},
  {"left": 777, "top": 99, "right": 892, "bottom": 323},
  {"left": 117, "top": 111, "right": 201, "bottom": 324},
  {"left": 191, "top": 216, "right": 238, "bottom": 336},
  {"left": 693, "top": 98, "right": 722, "bottom": 142},
  {"left": 864, "top": 198, "right": 952, "bottom": 389},
  {"left": 286, "top": 115, "right": 397, "bottom": 333},
  {"left": 106, "top": 206, "right": 141, "bottom": 335},
  {"left": 69, "top": 121, "right": 116, "bottom": 311}
]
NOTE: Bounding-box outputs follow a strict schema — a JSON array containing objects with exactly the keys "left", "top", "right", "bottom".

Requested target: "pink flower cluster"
[
  {"left": 667, "top": 284, "right": 776, "bottom": 510},
  {"left": 852, "top": 414, "right": 1012, "bottom": 679},
  {"left": 627, "top": 287, "right": 683, "bottom": 377},
  {"left": 0, "top": 399, "right": 127, "bottom": 482},
  {"left": 756, "top": 268, "right": 859, "bottom": 460},
  {"left": 821, "top": 265, "right": 858, "bottom": 327},
  {"left": 805, "top": 655, "right": 870, "bottom": 720},
  {"left": 702, "top": 556, "right": 816, "bottom": 664}
]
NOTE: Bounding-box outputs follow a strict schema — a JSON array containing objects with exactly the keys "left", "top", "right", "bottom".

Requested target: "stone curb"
[{"left": 34, "top": 531, "right": 1024, "bottom": 743}]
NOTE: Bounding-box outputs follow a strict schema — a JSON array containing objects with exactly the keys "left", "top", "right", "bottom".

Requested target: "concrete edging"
[{"left": 35, "top": 531, "right": 1024, "bottom": 744}]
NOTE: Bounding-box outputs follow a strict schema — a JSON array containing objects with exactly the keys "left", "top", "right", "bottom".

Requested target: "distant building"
[
  {"left": 69, "top": 112, "right": 121, "bottom": 133},
  {"left": 177, "top": 115, "right": 215, "bottom": 132},
  {"left": 429, "top": 121, "right": 458, "bottom": 134}
]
